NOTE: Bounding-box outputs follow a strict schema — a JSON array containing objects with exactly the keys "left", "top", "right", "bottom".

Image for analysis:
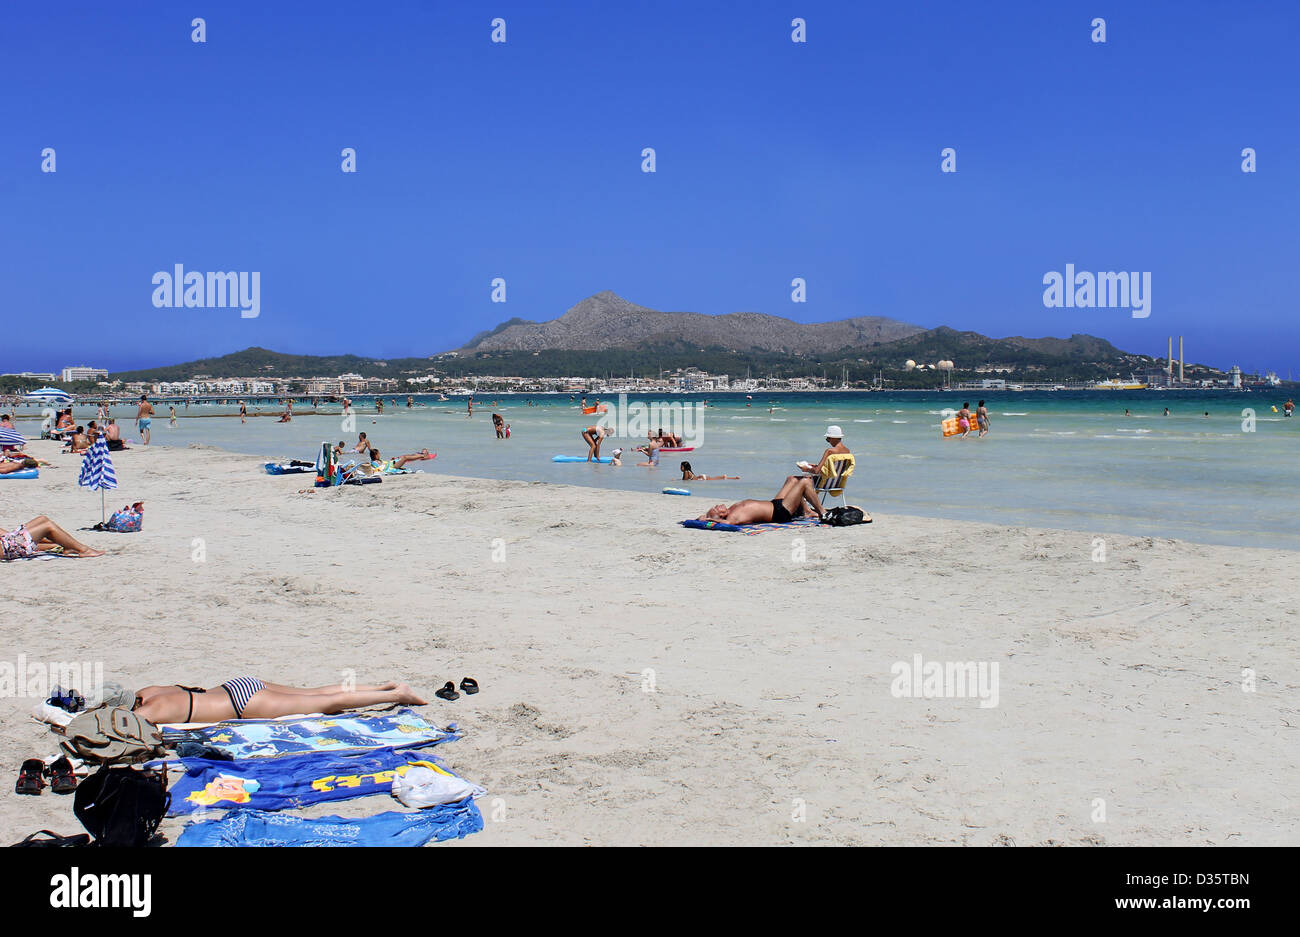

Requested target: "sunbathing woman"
[
  {"left": 680, "top": 461, "right": 739, "bottom": 481},
  {"left": 132, "top": 678, "right": 427, "bottom": 723},
  {"left": 370, "top": 448, "right": 435, "bottom": 469},
  {"left": 0, "top": 457, "right": 40, "bottom": 475},
  {"left": 1, "top": 515, "right": 105, "bottom": 559},
  {"left": 697, "top": 475, "right": 828, "bottom": 525}
]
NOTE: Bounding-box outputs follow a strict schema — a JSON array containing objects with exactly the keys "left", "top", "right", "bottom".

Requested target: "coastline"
[{"left": 3, "top": 442, "right": 1297, "bottom": 845}]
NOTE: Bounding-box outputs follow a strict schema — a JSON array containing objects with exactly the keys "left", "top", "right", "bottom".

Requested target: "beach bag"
[
  {"left": 100, "top": 502, "right": 143, "bottom": 533},
  {"left": 822, "top": 506, "right": 866, "bottom": 527},
  {"left": 59, "top": 707, "right": 167, "bottom": 765},
  {"left": 392, "top": 765, "right": 481, "bottom": 808},
  {"left": 74, "top": 766, "right": 170, "bottom": 847}
]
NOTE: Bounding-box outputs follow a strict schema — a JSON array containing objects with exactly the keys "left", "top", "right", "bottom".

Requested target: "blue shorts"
[{"left": 138, "top": 418, "right": 152, "bottom": 431}]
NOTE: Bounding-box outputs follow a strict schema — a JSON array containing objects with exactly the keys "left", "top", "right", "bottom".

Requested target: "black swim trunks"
[{"left": 770, "top": 499, "right": 793, "bottom": 524}]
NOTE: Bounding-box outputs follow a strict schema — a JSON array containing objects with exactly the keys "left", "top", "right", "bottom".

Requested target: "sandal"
[
  {"left": 16, "top": 759, "right": 45, "bottom": 795},
  {"left": 459, "top": 677, "right": 480, "bottom": 695},
  {"left": 435, "top": 681, "right": 460, "bottom": 701},
  {"left": 46, "top": 756, "right": 78, "bottom": 794}
]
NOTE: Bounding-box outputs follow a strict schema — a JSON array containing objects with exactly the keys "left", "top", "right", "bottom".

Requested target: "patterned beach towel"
[
  {"left": 680, "top": 516, "right": 823, "bottom": 536},
  {"left": 168, "top": 745, "right": 481, "bottom": 815},
  {"left": 160, "top": 708, "right": 454, "bottom": 759}
]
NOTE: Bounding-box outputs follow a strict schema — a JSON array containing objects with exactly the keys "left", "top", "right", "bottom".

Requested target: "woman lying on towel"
[
  {"left": 132, "top": 679, "right": 427, "bottom": 724},
  {"left": 1, "top": 515, "right": 105, "bottom": 559},
  {"left": 0, "top": 457, "right": 40, "bottom": 474},
  {"left": 696, "top": 475, "right": 829, "bottom": 525}
]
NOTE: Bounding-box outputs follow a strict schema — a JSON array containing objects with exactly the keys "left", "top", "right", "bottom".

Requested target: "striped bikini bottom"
[{"left": 220, "top": 677, "right": 266, "bottom": 718}]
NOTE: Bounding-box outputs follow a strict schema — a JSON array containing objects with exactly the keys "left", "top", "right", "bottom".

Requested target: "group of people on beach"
[
  {"left": 696, "top": 425, "right": 859, "bottom": 525},
  {"left": 336, "top": 433, "right": 436, "bottom": 472}
]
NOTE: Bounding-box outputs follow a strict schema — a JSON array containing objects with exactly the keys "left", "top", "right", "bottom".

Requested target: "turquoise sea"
[{"left": 11, "top": 390, "right": 1299, "bottom": 550}]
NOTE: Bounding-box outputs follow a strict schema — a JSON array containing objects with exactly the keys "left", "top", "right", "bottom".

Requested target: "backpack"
[
  {"left": 59, "top": 706, "right": 167, "bottom": 765},
  {"left": 73, "top": 766, "right": 170, "bottom": 847},
  {"left": 822, "top": 506, "right": 867, "bottom": 527}
]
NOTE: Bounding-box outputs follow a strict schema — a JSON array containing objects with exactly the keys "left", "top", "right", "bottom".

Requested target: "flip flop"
[
  {"left": 46, "top": 756, "right": 77, "bottom": 794},
  {"left": 459, "top": 677, "right": 480, "bottom": 695},
  {"left": 16, "top": 759, "right": 45, "bottom": 795},
  {"left": 435, "top": 681, "right": 460, "bottom": 701}
]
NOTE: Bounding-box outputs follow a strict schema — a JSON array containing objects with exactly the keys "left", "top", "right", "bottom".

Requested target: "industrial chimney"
[{"left": 1179, "top": 336, "right": 1184, "bottom": 383}]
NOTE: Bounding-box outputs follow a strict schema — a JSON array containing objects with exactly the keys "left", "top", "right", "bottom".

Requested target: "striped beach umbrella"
[
  {"left": 0, "top": 427, "right": 27, "bottom": 448},
  {"left": 78, "top": 434, "right": 118, "bottom": 522}
]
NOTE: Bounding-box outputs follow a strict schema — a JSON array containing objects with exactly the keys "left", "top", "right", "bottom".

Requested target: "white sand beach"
[{"left": 2, "top": 441, "right": 1297, "bottom": 846}]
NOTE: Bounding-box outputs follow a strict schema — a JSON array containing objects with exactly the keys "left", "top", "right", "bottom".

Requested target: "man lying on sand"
[
  {"left": 2, "top": 515, "right": 105, "bottom": 559},
  {"left": 132, "top": 678, "right": 426, "bottom": 723},
  {"left": 697, "top": 475, "right": 830, "bottom": 525}
]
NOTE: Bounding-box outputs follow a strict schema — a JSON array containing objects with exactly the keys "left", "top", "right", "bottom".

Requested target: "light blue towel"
[{"left": 176, "top": 804, "right": 483, "bottom": 847}]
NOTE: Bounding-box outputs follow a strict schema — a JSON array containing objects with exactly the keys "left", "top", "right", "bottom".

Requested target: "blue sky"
[{"left": 2, "top": 1, "right": 1296, "bottom": 375}]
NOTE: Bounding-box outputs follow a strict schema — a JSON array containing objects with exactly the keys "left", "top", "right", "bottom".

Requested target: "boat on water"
[{"left": 1089, "top": 379, "right": 1148, "bottom": 390}]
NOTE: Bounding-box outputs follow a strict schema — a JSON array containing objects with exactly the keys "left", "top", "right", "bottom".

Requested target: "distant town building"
[
  {"left": 3, "top": 371, "right": 58, "bottom": 382},
  {"left": 61, "top": 366, "right": 110, "bottom": 382}
]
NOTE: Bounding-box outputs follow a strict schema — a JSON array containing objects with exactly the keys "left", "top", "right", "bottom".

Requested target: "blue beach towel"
[
  {"left": 176, "top": 804, "right": 483, "bottom": 847},
  {"left": 168, "top": 746, "right": 475, "bottom": 815},
  {"left": 680, "top": 516, "right": 822, "bottom": 536},
  {"left": 160, "top": 708, "right": 454, "bottom": 760}
]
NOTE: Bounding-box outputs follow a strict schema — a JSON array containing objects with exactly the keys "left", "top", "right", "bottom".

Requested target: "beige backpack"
[{"left": 58, "top": 707, "right": 167, "bottom": 765}]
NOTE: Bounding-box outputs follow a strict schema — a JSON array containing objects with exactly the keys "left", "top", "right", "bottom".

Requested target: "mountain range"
[
  {"left": 459, "top": 291, "right": 926, "bottom": 355},
  {"left": 101, "top": 291, "right": 1207, "bottom": 386}
]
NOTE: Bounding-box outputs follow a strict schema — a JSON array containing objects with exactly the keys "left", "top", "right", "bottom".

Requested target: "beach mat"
[
  {"left": 680, "top": 516, "right": 822, "bottom": 536},
  {"left": 160, "top": 708, "right": 454, "bottom": 759},
  {"left": 176, "top": 803, "right": 483, "bottom": 847},
  {"left": 168, "top": 745, "right": 480, "bottom": 815}
]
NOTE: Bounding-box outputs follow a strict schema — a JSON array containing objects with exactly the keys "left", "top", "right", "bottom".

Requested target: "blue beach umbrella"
[
  {"left": 0, "top": 427, "right": 27, "bottom": 449},
  {"left": 77, "top": 434, "right": 118, "bottom": 522}
]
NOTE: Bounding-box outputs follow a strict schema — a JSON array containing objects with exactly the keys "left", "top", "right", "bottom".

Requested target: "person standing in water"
[
  {"left": 957, "top": 403, "right": 973, "bottom": 438},
  {"left": 976, "top": 400, "right": 990, "bottom": 437},
  {"left": 239, "top": 399, "right": 248, "bottom": 423},
  {"left": 135, "top": 394, "right": 154, "bottom": 446},
  {"left": 581, "top": 423, "right": 614, "bottom": 461},
  {"left": 1285, "top": 399, "right": 1295, "bottom": 418},
  {"left": 168, "top": 405, "right": 178, "bottom": 428}
]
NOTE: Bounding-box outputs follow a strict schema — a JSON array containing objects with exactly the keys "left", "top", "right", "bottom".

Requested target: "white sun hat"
[{"left": 825, "top": 425, "right": 844, "bottom": 438}]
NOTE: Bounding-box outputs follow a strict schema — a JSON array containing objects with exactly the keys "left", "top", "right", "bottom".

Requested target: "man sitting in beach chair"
[{"left": 697, "top": 475, "right": 827, "bottom": 525}]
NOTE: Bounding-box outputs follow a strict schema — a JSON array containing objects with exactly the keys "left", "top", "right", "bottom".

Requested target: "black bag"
[
  {"left": 822, "top": 506, "right": 867, "bottom": 527},
  {"left": 73, "top": 766, "right": 170, "bottom": 847}
]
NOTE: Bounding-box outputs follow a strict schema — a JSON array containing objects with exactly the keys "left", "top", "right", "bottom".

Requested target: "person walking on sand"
[
  {"left": 582, "top": 423, "right": 614, "bottom": 461},
  {"left": 135, "top": 394, "right": 154, "bottom": 446},
  {"left": 976, "top": 400, "right": 990, "bottom": 437}
]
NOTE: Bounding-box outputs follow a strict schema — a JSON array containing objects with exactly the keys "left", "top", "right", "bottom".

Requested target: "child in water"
[{"left": 681, "top": 461, "right": 739, "bottom": 481}]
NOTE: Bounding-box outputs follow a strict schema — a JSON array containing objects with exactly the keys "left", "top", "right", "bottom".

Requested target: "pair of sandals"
[
  {"left": 436, "top": 677, "right": 479, "bottom": 701},
  {"left": 16, "top": 756, "right": 77, "bottom": 795}
]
